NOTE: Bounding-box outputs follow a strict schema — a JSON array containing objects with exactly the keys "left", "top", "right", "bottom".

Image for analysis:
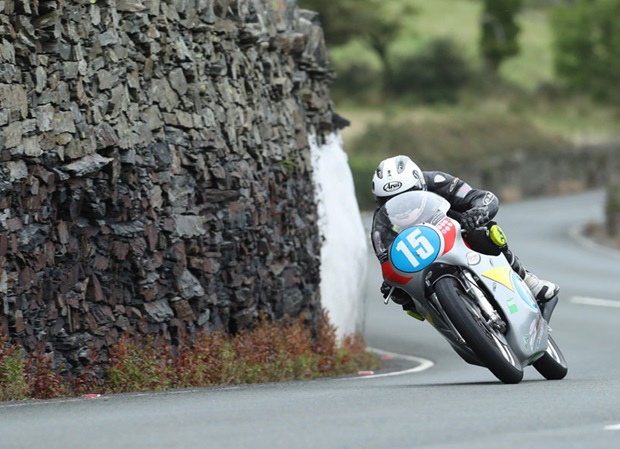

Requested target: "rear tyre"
[
  {"left": 435, "top": 277, "right": 524, "bottom": 384},
  {"left": 533, "top": 335, "right": 568, "bottom": 380}
]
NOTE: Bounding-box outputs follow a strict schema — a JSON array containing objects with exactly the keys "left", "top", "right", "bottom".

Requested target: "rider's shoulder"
[{"left": 423, "top": 170, "right": 458, "bottom": 187}]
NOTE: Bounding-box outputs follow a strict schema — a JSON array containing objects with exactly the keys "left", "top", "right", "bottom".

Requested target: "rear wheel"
[
  {"left": 533, "top": 335, "right": 568, "bottom": 380},
  {"left": 435, "top": 277, "right": 524, "bottom": 384}
]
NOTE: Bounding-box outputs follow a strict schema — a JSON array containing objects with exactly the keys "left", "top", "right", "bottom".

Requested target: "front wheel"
[
  {"left": 435, "top": 277, "right": 524, "bottom": 384},
  {"left": 533, "top": 335, "right": 568, "bottom": 380}
]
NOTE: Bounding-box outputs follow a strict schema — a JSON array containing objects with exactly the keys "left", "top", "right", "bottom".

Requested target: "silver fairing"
[{"left": 380, "top": 191, "right": 549, "bottom": 366}]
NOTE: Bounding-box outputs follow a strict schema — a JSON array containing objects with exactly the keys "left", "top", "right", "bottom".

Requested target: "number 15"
[{"left": 395, "top": 229, "right": 434, "bottom": 267}]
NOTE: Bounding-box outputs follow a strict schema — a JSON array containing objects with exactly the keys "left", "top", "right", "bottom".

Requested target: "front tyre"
[
  {"left": 435, "top": 277, "right": 524, "bottom": 384},
  {"left": 533, "top": 335, "right": 568, "bottom": 380}
]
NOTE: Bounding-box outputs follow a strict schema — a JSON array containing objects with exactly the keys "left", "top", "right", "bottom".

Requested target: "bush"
[
  {"left": 551, "top": 0, "right": 620, "bottom": 103},
  {"left": 1, "top": 336, "right": 73, "bottom": 400},
  {"left": 329, "top": 41, "right": 384, "bottom": 104},
  {"left": 479, "top": 0, "right": 522, "bottom": 72},
  {"left": 0, "top": 311, "right": 380, "bottom": 401},
  {"left": 331, "top": 60, "right": 383, "bottom": 104},
  {"left": 388, "top": 38, "right": 474, "bottom": 104},
  {"left": 103, "top": 312, "right": 379, "bottom": 392},
  {"left": 0, "top": 337, "right": 28, "bottom": 401}
]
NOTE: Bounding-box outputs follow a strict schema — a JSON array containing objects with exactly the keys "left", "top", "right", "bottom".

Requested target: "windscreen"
[{"left": 373, "top": 191, "right": 450, "bottom": 255}]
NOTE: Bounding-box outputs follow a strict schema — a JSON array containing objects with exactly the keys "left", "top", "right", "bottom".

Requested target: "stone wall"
[
  {"left": 0, "top": 0, "right": 338, "bottom": 372},
  {"left": 451, "top": 143, "right": 620, "bottom": 203}
]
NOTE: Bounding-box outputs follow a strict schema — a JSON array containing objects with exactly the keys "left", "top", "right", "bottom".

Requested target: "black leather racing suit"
[
  {"left": 370, "top": 171, "right": 505, "bottom": 309},
  {"left": 371, "top": 171, "right": 499, "bottom": 263}
]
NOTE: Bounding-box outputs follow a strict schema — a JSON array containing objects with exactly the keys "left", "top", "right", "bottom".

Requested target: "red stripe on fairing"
[
  {"left": 382, "top": 262, "right": 413, "bottom": 285},
  {"left": 439, "top": 218, "right": 457, "bottom": 255}
]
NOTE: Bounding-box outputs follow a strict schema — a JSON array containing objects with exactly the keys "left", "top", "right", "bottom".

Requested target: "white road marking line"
[
  {"left": 571, "top": 296, "right": 620, "bottom": 308},
  {"left": 0, "top": 386, "right": 243, "bottom": 409},
  {"left": 604, "top": 423, "right": 620, "bottom": 430},
  {"left": 0, "top": 398, "right": 81, "bottom": 408},
  {"left": 342, "top": 347, "right": 434, "bottom": 380}
]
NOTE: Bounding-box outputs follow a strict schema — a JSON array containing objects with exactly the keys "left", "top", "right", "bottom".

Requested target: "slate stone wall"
[{"left": 0, "top": 0, "right": 337, "bottom": 372}]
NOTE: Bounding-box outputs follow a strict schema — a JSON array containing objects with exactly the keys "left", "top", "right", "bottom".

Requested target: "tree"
[
  {"left": 297, "top": 0, "right": 369, "bottom": 46},
  {"left": 297, "top": 0, "right": 415, "bottom": 90},
  {"left": 479, "top": 0, "right": 523, "bottom": 73},
  {"left": 550, "top": 0, "right": 620, "bottom": 102}
]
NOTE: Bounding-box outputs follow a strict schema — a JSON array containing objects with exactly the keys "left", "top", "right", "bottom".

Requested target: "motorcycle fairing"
[{"left": 389, "top": 225, "right": 444, "bottom": 273}]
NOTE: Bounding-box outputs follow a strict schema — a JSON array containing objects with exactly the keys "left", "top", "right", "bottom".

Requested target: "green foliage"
[
  {"left": 331, "top": 59, "right": 383, "bottom": 105},
  {"left": 550, "top": 0, "right": 620, "bottom": 102},
  {"left": 105, "top": 336, "right": 173, "bottom": 393},
  {"left": 25, "top": 350, "right": 68, "bottom": 399},
  {"left": 0, "top": 312, "right": 380, "bottom": 401},
  {"left": 297, "top": 0, "right": 369, "bottom": 46},
  {"left": 103, "top": 312, "right": 379, "bottom": 392},
  {"left": 0, "top": 337, "right": 28, "bottom": 401},
  {"left": 278, "top": 159, "right": 297, "bottom": 175},
  {"left": 1, "top": 337, "right": 73, "bottom": 401},
  {"left": 480, "top": 0, "right": 523, "bottom": 72},
  {"left": 348, "top": 116, "right": 569, "bottom": 210},
  {"left": 298, "top": 0, "right": 417, "bottom": 92},
  {"left": 297, "top": 0, "right": 416, "bottom": 48},
  {"left": 389, "top": 38, "right": 474, "bottom": 103}
]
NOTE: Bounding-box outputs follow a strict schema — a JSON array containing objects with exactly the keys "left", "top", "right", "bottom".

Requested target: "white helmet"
[{"left": 372, "top": 155, "right": 426, "bottom": 204}]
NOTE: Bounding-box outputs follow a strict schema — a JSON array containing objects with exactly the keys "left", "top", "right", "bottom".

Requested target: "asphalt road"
[{"left": 1, "top": 190, "right": 619, "bottom": 449}]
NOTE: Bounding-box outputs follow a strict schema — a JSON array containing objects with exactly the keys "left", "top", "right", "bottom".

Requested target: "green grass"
[
  {"left": 395, "top": 0, "right": 553, "bottom": 89},
  {"left": 331, "top": 0, "right": 550, "bottom": 86},
  {"left": 501, "top": 8, "right": 554, "bottom": 90},
  {"left": 396, "top": 0, "right": 482, "bottom": 59}
]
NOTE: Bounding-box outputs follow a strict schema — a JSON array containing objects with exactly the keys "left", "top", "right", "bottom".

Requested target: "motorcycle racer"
[{"left": 370, "top": 155, "right": 560, "bottom": 320}]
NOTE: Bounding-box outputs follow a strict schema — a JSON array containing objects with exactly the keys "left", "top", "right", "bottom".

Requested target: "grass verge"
[{"left": 0, "top": 311, "right": 380, "bottom": 401}]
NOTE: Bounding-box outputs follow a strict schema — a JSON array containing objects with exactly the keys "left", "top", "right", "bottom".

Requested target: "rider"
[{"left": 370, "top": 155, "right": 560, "bottom": 321}]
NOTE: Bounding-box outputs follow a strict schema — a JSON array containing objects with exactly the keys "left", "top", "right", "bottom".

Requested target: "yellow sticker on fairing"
[{"left": 481, "top": 266, "right": 515, "bottom": 292}]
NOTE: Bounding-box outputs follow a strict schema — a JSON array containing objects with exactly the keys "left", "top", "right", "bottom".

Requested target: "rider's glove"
[
  {"left": 460, "top": 206, "right": 490, "bottom": 232},
  {"left": 380, "top": 281, "right": 392, "bottom": 299}
]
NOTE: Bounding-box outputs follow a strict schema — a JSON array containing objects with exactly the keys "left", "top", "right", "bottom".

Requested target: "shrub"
[
  {"left": 332, "top": 61, "right": 383, "bottom": 103},
  {"left": 0, "top": 336, "right": 28, "bottom": 401},
  {"left": 167, "top": 331, "right": 228, "bottom": 388},
  {"left": 105, "top": 335, "right": 174, "bottom": 394},
  {"left": 0, "top": 311, "right": 380, "bottom": 401},
  {"left": 25, "top": 349, "right": 67, "bottom": 400},
  {"left": 550, "top": 0, "right": 620, "bottom": 103},
  {"left": 388, "top": 38, "right": 474, "bottom": 104},
  {"left": 101, "top": 310, "right": 379, "bottom": 394}
]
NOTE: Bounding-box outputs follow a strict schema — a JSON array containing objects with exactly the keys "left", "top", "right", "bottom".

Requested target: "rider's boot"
[
  {"left": 524, "top": 272, "right": 560, "bottom": 303},
  {"left": 503, "top": 247, "right": 560, "bottom": 304},
  {"left": 402, "top": 303, "right": 425, "bottom": 321}
]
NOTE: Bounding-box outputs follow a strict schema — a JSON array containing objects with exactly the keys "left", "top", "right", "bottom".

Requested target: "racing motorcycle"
[{"left": 376, "top": 190, "right": 568, "bottom": 384}]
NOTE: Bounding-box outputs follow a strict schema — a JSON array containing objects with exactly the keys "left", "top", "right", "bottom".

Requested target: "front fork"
[
  {"left": 460, "top": 271, "right": 507, "bottom": 333},
  {"left": 429, "top": 269, "right": 507, "bottom": 335}
]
